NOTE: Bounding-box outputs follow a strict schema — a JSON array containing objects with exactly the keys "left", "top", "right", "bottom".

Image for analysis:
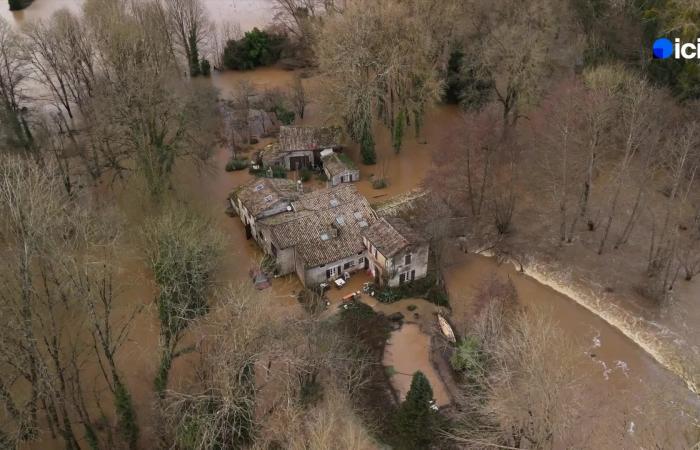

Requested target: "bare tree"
[
  {"left": 450, "top": 306, "right": 586, "bottom": 449},
  {"left": 314, "top": 0, "right": 443, "bottom": 145},
  {"left": 0, "top": 155, "right": 139, "bottom": 449},
  {"left": 143, "top": 206, "right": 222, "bottom": 397},
  {"left": 0, "top": 18, "right": 32, "bottom": 152},
  {"left": 470, "top": 0, "right": 557, "bottom": 131},
  {"left": 162, "top": 285, "right": 373, "bottom": 449},
  {"left": 210, "top": 19, "right": 241, "bottom": 70},
  {"left": 290, "top": 74, "right": 307, "bottom": 120},
  {"left": 270, "top": 0, "right": 340, "bottom": 53},
  {"left": 428, "top": 108, "right": 502, "bottom": 219},
  {"left": 597, "top": 72, "right": 658, "bottom": 255},
  {"left": 164, "top": 0, "right": 211, "bottom": 76}
]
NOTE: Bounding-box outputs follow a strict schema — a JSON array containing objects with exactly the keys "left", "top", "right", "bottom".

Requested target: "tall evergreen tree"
[
  {"left": 393, "top": 110, "right": 405, "bottom": 153},
  {"left": 360, "top": 124, "right": 376, "bottom": 165},
  {"left": 188, "top": 32, "right": 201, "bottom": 76},
  {"left": 394, "top": 371, "right": 436, "bottom": 449}
]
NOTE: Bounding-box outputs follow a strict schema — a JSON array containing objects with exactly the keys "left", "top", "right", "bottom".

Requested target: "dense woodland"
[{"left": 1, "top": 0, "right": 700, "bottom": 449}]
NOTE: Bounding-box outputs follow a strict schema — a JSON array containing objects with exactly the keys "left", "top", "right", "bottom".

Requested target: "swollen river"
[{"left": 4, "top": 1, "right": 699, "bottom": 448}]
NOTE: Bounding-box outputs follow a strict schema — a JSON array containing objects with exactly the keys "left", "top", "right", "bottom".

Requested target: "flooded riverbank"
[
  {"left": 2, "top": 0, "right": 272, "bottom": 30},
  {"left": 4, "top": 1, "right": 699, "bottom": 447},
  {"left": 445, "top": 251, "right": 699, "bottom": 436}
]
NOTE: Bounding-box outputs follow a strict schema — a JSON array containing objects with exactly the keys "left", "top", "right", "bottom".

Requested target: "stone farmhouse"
[
  {"left": 262, "top": 125, "right": 343, "bottom": 170},
  {"left": 230, "top": 180, "right": 429, "bottom": 288},
  {"left": 363, "top": 217, "right": 430, "bottom": 287}
]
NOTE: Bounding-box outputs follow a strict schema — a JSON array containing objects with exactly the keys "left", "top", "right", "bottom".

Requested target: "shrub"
[
  {"left": 248, "top": 165, "right": 266, "bottom": 176},
  {"left": 114, "top": 379, "right": 139, "bottom": 448},
  {"left": 8, "top": 0, "right": 30, "bottom": 11},
  {"left": 360, "top": 126, "right": 376, "bottom": 165},
  {"left": 442, "top": 46, "right": 493, "bottom": 110},
  {"left": 271, "top": 165, "right": 287, "bottom": 178},
  {"left": 392, "top": 110, "right": 405, "bottom": 153},
  {"left": 225, "top": 158, "right": 248, "bottom": 172},
  {"left": 222, "top": 28, "right": 286, "bottom": 70},
  {"left": 200, "top": 59, "right": 211, "bottom": 76},
  {"left": 375, "top": 272, "right": 449, "bottom": 307},
  {"left": 299, "top": 167, "right": 312, "bottom": 182},
  {"left": 451, "top": 335, "right": 485, "bottom": 376},
  {"left": 274, "top": 104, "right": 295, "bottom": 125}
]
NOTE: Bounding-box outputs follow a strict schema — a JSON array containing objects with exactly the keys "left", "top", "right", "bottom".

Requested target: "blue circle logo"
[{"left": 653, "top": 38, "right": 673, "bottom": 59}]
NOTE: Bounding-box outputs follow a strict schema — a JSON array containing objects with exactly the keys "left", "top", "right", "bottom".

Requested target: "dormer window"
[{"left": 405, "top": 253, "right": 412, "bottom": 265}]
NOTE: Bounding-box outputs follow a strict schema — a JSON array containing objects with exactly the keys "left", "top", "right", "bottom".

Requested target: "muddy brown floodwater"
[
  {"left": 445, "top": 250, "right": 700, "bottom": 438},
  {"left": 5, "top": 1, "right": 700, "bottom": 448},
  {"left": 1, "top": 0, "right": 272, "bottom": 30}
]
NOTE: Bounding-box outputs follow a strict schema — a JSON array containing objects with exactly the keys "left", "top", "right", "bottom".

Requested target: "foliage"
[
  {"left": 299, "top": 167, "right": 312, "bottom": 182},
  {"left": 222, "top": 28, "right": 286, "bottom": 70},
  {"left": 171, "top": 363, "right": 256, "bottom": 449},
  {"left": 451, "top": 335, "right": 486, "bottom": 381},
  {"left": 189, "top": 32, "right": 201, "bottom": 76},
  {"left": 274, "top": 104, "right": 296, "bottom": 125},
  {"left": 272, "top": 165, "right": 287, "bottom": 178},
  {"left": 393, "top": 110, "right": 405, "bottom": 153},
  {"left": 114, "top": 379, "right": 139, "bottom": 449},
  {"left": 442, "top": 45, "right": 493, "bottom": 109},
  {"left": 145, "top": 207, "right": 221, "bottom": 395},
  {"left": 443, "top": 48, "right": 466, "bottom": 104},
  {"left": 644, "top": 2, "right": 700, "bottom": 100},
  {"left": 148, "top": 211, "right": 219, "bottom": 341},
  {"left": 8, "top": 0, "right": 30, "bottom": 11},
  {"left": 393, "top": 371, "right": 436, "bottom": 449},
  {"left": 225, "top": 158, "right": 248, "bottom": 171},
  {"left": 376, "top": 271, "right": 449, "bottom": 306},
  {"left": 314, "top": 0, "right": 443, "bottom": 157},
  {"left": 200, "top": 58, "right": 211, "bottom": 76},
  {"left": 360, "top": 125, "right": 376, "bottom": 165}
]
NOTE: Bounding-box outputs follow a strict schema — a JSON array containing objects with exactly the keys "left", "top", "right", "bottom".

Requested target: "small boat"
[{"left": 437, "top": 314, "right": 456, "bottom": 343}]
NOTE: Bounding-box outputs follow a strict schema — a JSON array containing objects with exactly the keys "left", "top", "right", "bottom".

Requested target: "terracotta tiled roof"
[
  {"left": 279, "top": 126, "right": 342, "bottom": 152},
  {"left": 234, "top": 178, "right": 300, "bottom": 218},
  {"left": 363, "top": 217, "right": 426, "bottom": 258},
  {"left": 258, "top": 185, "right": 377, "bottom": 267}
]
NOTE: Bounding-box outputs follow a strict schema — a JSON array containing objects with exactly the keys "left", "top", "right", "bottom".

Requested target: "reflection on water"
[
  {"left": 384, "top": 323, "right": 450, "bottom": 407},
  {"left": 1, "top": 0, "right": 273, "bottom": 30}
]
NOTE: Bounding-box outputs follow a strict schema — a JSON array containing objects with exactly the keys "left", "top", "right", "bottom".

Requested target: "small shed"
[
  {"left": 322, "top": 152, "right": 360, "bottom": 186},
  {"left": 278, "top": 126, "right": 343, "bottom": 170}
]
